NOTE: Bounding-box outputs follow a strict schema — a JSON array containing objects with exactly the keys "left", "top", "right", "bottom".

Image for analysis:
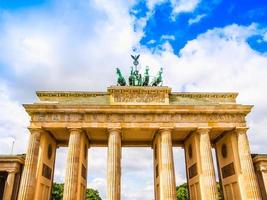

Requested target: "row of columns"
[{"left": 17, "top": 127, "right": 262, "bottom": 200}]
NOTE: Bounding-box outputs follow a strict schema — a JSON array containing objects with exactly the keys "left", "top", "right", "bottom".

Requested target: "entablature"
[{"left": 35, "top": 86, "right": 239, "bottom": 105}]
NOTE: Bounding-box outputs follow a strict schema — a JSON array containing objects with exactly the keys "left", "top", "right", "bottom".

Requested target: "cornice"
[{"left": 23, "top": 104, "right": 253, "bottom": 115}]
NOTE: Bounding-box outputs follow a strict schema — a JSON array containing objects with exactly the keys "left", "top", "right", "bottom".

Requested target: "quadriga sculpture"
[{"left": 115, "top": 55, "right": 163, "bottom": 86}]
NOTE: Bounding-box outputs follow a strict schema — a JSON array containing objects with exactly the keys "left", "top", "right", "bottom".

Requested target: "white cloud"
[
  {"left": 146, "top": 0, "right": 167, "bottom": 10},
  {"left": 0, "top": 0, "right": 140, "bottom": 98},
  {"left": 90, "top": 177, "right": 106, "bottom": 198},
  {"left": 54, "top": 148, "right": 68, "bottom": 183},
  {"left": 121, "top": 148, "right": 154, "bottom": 200},
  {"left": 188, "top": 13, "right": 206, "bottom": 25},
  {"left": 170, "top": 0, "right": 201, "bottom": 19},
  {"left": 0, "top": 83, "right": 30, "bottom": 155},
  {"left": 144, "top": 0, "right": 201, "bottom": 23},
  {"left": 147, "top": 39, "right": 156, "bottom": 44},
  {"left": 161, "top": 34, "right": 175, "bottom": 40},
  {"left": 146, "top": 0, "right": 200, "bottom": 16}
]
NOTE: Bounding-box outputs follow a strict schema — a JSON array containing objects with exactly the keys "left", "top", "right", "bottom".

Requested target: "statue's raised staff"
[
  {"left": 152, "top": 67, "right": 163, "bottom": 86},
  {"left": 116, "top": 68, "right": 126, "bottom": 86}
]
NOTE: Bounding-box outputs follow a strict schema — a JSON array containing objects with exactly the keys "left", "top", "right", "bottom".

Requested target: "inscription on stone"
[
  {"left": 52, "top": 114, "right": 60, "bottom": 121},
  {"left": 222, "top": 162, "right": 235, "bottom": 178},
  {"left": 189, "top": 163, "right": 198, "bottom": 179},
  {"left": 42, "top": 163, "right": 52, "bottom": 180}
]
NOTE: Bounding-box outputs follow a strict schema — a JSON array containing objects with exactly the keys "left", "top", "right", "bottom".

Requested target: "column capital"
[
  {"left": 6, "top": 170, "right": 17, "bottom": 174},
  {"left": 107, "top": 128, "right": 121, "bottom": 132},
  {"left": 107, "top": 127, "right": 122, "bottom": 136},
  {"left": 28, "top": 127, "right": 44, "bottom": 135},
  {"left": 235, "top": 127, "right": 249, "bottom": 134},
  {"left": 158, "top": 127, "right": 174, "bottom": 133},
  {"left": 67, "top": 127, "right": 84, "bottom": 133},
  {"left": 196, "top": 127, "right": 211, "bottom": 134}
]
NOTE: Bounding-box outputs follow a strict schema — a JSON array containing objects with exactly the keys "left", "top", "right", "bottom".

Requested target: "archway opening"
[
  {"left": 173, "top": 147, "right": 187, "bottom": 197},
  {"left": 212, "top": 148, "right": 223, "bottom": 198},
  {"left": 53, "top": 147, "right": 68, "bottom": 184},
  {"left": 87, "top": 147, "right": 107, "bottom": 199},
  {"left": 122, "top": 147, "right": 154, "bottom": 200}
]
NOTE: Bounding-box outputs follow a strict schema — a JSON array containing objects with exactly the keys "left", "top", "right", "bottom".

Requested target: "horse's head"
[{"left": 116, "top": 68, "right": 121, "bottom": 75}]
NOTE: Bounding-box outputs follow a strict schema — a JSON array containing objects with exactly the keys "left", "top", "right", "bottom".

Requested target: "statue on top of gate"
[{"left": 116, "top": 54, "right": 163, "bottom": 86}]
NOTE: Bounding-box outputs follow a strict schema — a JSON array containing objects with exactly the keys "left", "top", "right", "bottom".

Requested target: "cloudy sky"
[{"left": 0, "top": 0, "right": 267, "bottom": 199}]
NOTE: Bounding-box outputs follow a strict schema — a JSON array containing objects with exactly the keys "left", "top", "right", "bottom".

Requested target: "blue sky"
[
  {"left": 0, "top": 0, "right": 267, "bottom": 200},
  {"left": 131, "top": 0, "right": 267, "bottom": 53},
  {"left": 1, "top": 0, "right": 267, "bottom": 55}
]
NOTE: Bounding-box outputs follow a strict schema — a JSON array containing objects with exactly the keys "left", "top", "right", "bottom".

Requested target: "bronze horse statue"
[
  {"left": 116, "top": 68, "right": 126, "bottom": 86},
  {"left": 143, "top": 66, "right": 150, "bottom": 86},
  {"left": 152, "top": 67, "right": 163, "bottom": 86}
]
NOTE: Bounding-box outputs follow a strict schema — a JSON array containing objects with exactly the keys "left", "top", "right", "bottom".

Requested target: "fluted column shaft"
[
  {"left": 198, "top": 128, "right": 218, "bottom": 199},
  {"left": 237, "top": 128, "right": 262, "bottom": 199},
  {"left": 159, "top": 129, "right": 176, "bottom": 200},
  {"left": 3, "top": 171, "right": 16, "bottom": 200},
  {"left": 18, "top": 129, "right": 41, "bottom": 200},
  {"left": 63, "top": 129, "right": 82, "bottom": 200},
  {"left": 107, "top": 129, "right": 121, "bottom": 200}
]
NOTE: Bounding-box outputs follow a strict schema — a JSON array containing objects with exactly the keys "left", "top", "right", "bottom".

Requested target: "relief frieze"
[
  {"left": 33, "top": 113, "right": 246, "bottom": 123},
  {"left": 112, "top": 89, "right": 166, "bottom": 103}
]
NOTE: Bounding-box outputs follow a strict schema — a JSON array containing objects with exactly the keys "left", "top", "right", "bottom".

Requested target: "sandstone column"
[
  {"left": 236, "top": 127, "right": 262, "bottom": 199},
  {"left": 18, "top": 128, "right": 41, "bottom": 200},
  {"left": 198, "top": 128, "right": 218, "bottom": 199},
  {"left": 159, "top": 129, "right": 176, "bottom": 200},
  {"left": 3, "top": 171, "right": 16, "bottom": 200},
  {"left": 63, "top": 129, "right": 83, "bottom": 200},
  {"left": 107, "top": 128, "right": 121, "bottom": 200}
]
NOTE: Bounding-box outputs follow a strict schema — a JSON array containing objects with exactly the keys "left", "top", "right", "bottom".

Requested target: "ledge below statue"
[
  {"left": 36, "top": 86, "right": 238, "bottom": 105},
  {"left": 108, "top": 86, "right": 171, "bottom": 105}
]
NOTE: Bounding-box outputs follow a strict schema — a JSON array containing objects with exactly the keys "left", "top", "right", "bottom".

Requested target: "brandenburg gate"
[
  {"left": 15, "top": 56, "right": 264, "bottom": 200},
  {"left": 16, "top": 86, "right": 263, "bottom": 200}
]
